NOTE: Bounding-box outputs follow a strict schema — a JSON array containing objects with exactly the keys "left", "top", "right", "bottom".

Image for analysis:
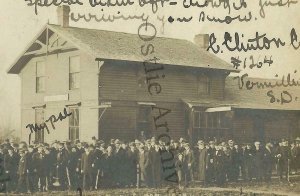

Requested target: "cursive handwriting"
[
  {"left": 234, "top": 71, "right": 300, "bottom": 90},
  {"left": 71, "top": 11, "right": 149, "bottom": 22},
  {"left": 183, "top": 0, "right": 208, "bottom": 9},
  {"left": 259, "top": 0, "right": 298, "bottom": 18},
  {"left": 208, "top": 31, "right": 286, "bottom": 54},
  {"left": 139, "top": 0, "right": 169, "bottom": 13},
  {"left": 25, "top": 0, "right": 83, "bottom": 15},
  {"left": 25, "top": 107, "right": 72, "bottom": 134},
  {"left": 89, "top": 0, "right": 134, "bottom": 7},
  {"left": 290, "top": 28, "right": 300, "bottom": 49},
  {"left": 199, "top": 11, "right": 252, "bottom": 24},
  {"left": 183, "top": 0, "right": 247, "bottom": 14}
]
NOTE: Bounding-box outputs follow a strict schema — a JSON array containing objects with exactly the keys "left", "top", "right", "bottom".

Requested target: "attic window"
[
  {"left": 69, "top": 56, "right": 80, "bottom": 90},
  {"left": 36, "top": 61, "right": 46, "bottom": 93}
]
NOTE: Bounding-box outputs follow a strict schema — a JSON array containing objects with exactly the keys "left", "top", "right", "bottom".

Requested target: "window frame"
[
  {"left": 69, "top": 107, "right": 80, "bottom": 141},
  {"left": 193, "top": 111, "right": 207, "bottom": 128},
  {"left": 69, "top": 56, "right": 80, "bottom": 90},
  {"left": 35, "top": 108, "right": 45, "bottom": 143},
  {"left": 36, "top": 61, "right": 46, "bottom": 93},
  {"left": 193, "top": 111, "right": 229, "bottom": 129},
  {"left": 198, "top": 74, "right": 210, "bottom": 96}
]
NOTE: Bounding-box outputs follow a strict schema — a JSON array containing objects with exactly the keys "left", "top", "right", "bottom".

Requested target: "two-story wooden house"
[
  {"left": 7, "top": 6, "right": 300, "bottom": 144},
  {"left": 7, "top": 6, "right": 239, "bottom": 143}
]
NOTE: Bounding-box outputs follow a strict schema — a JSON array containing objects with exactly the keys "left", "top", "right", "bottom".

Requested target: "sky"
[{"left": 0, "top": 0, "right": 300, "bottom": 136}]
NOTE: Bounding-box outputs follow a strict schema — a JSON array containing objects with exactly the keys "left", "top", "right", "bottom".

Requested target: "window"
[
  {"left": 137, "top": 106, "right": 152, "bottom": 138},
  {"left": 35, "top": 109, "right": 44, "bottom": 143},
  {"left": 69, "top": 56, "right": 80, "bottom": 90},
  {"left": 194, "top": 111, "right": 230, "bottom": 129},
  {"left": 198, "top": 75, "right": 210, "bottom": 95},
  {"left": 36, "top": 61, "right": 45, "bottom": 93},
  {"left": 193, "top": 111, "right": 206, "bottom": 128},
  {"left": 207, "top": 113, "right": 218, "bottom": 128},
  {"left": 69, "top": 107, "right": 79, "bottom": 141}
]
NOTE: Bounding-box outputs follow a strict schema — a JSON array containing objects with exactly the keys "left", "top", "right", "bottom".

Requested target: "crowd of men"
[{"left": 0, "top": 136, "right": 299, "bottom": 193}]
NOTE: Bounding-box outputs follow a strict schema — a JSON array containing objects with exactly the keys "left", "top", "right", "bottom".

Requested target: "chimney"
[
  {"left": 194, "top": 34, "right": 209, "bottom": 49},
  {"left": 57, "top": 5, "right": 70, "bottom": 27}
]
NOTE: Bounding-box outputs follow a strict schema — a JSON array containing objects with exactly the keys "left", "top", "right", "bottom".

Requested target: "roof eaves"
[{"left": 7, "top": 24, "right": 49, "bottom": 74}]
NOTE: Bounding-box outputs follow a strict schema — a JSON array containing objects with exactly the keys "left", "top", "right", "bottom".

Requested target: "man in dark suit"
[
  {"left": 56, "top": 143, "right": 69, "bottom": 190},
  {"left": 214, "top": 144, "right": 226, "bottom": 186},
  {"left": 4, "top": 147, "right": 19, "bottom": 192},
  {"left": 68, "top": 145, "right": 81, "bottom": 190},
  {"left": 32, "top": 145, "right": 46, "bottom": 192},
  {"left": 228, "top": 140, "right": 239, "bottom": 182},
  {"left": 81, "top": 145, "right": 95, "bottom": 191},
  {"left": 26, "top": 145, "right": 35, "bottom": 192},
  {"left": 277, "top": 140, "right": 290, "bottom": 180},
  {"left": 114, "top": 140, "right": 127, "bottom": 187},
  {"left": 183, "top": 143, "right": 194, "bottom": 187},
  {"left": 243, "top": 143, "right": 254, "bottom": 181},
  {"left": 126, "top": 142, "right": 138, "bottom": 187},
  {"left": 16, "top": 150, "right": 30, "bottom": 193},
  {"left": 263, "top": 142, "right": 274, "bottom": 182},
  {"left": 254, "top": 141, "right": 264, "bottom": 181},
  {"left": 206, "top": 141, "right": 216, "bottom": 184}
]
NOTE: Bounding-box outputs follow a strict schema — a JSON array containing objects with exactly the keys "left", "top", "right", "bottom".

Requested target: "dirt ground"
[{"left": 0, "top": 178, "right": 299, "bottom": 196}]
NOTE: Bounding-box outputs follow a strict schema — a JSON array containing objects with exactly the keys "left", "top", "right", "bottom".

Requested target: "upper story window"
[
  {"left": 69, "top": 56, "right": 80, "bottom": 90},
  {"left": 198, "top": 74, "right": 210, "bottom": 95},
  {"left": 36, "top": 61, "right": 46, "bottom": 93}
]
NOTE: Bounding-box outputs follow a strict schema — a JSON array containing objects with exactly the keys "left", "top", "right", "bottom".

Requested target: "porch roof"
[{"left": 182, "top": 98, "right": 237, "bottom": 109}]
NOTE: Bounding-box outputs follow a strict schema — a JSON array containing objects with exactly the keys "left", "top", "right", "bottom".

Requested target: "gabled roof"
[
  {"left": 225, "top": 77, "right": 300, "bottom": 111},
  {"left": 7, "top": 24, "right": 238, "bottom": 74}
]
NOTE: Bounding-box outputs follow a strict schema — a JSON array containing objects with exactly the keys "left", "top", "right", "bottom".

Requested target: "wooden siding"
[
  {"left": 98, "top": 60, "right": 230, "bottom": 141},
  {"left": 99, "top": 60, "right": 226, "bottom": 103},
  {"left": 232, "top": 110, "right": 300, "bottom": 143},
  {"left": 232, "top": 113, "right": 255, "bottom": 143},
  {"left": 99, "top": 106, "right": 137, "bottom": 141}
]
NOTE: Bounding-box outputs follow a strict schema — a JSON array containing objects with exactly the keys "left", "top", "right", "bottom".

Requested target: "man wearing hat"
[
  {"left": 113, "top": 139, "right": 127, "bottom": 187},
  {"left": 214, "top": 143, "right": 226, "bottom": 186},
  {"left": 276, "top": 139, "right": 290, "bottom": 180},
  {"left": 227, "top": 139, "right": 239, "bottom": 182},
  {"left": 4, "top": 147, "right": 19, "bottom": 192},
  {"left": 68, "top": 145, "right": 81, "bottom": 190},
  {"left": 183, "top": 143, "right": 194, "bottom": 187},
  {"left": 263, "top": 142, "right": 274, "bottom": 182},
  {"left": 253, "top": 141, "right": 264, "bottom": 181},
  {"left": 92, "top": 142, "right": 104, "bottom": 190},
  {"left": 26, "top": 145, "right": 35, "bottom": 192},
  {"left": 16, "top": 150, "right": 29, "bottom": 193},
  {"left": 243, "top": 143, "right": 254, "bottom": 181},
  {"left": 126, "top": 142, "right": 138, "bottom": 187},
  {"left": 81, "top": 144, "right": 96, "bottom": 190},
  {"left": 138, "top": 146, "right": 150, "bottom": 187},
  {"left": 32, "top": 145, "right": 46, "bottom": 192},
  {"left": 175, "top": 153, "right": 185, "bottom": 189},
  {"left": 195, "top": 140, "right": 208, "bottom": 185},
  {"left": 206, "top": 141, "right": 216, "bottom": 184}
]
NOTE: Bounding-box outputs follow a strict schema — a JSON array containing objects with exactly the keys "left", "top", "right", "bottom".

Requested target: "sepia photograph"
[{"left": 0, "top": 0, "right": 300, "bottom": 195}]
